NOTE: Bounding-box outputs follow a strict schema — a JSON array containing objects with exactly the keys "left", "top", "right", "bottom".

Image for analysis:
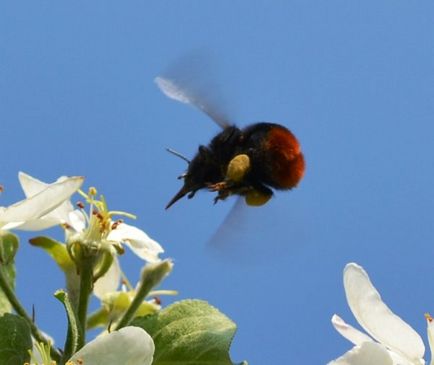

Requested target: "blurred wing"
[
  {"left": 207, "top": 196, "right": 249, "bottom": 248},
  {"left": 155, "top": 76, "right": 230, "bottom": 129}
]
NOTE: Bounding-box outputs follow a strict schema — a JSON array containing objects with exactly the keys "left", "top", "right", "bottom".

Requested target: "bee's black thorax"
[
  {"left": 186, "top": 123, "right": 279, "bottom": 189},
  {"left": 239, "top": 123, "right": 277, "bottom": 187},
  {"left": 185, "top": 126, "right": 243, "bottom": 189}
]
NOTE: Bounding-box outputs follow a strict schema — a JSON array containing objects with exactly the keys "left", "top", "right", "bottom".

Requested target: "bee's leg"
[
  {"left": 213, "top": 190, "right": 232, "bottom": 204},
  {"left": 208, "top": 153, "right": 251, "bottom": 194},
  {"left": 207, "top": 181, "right": 230, "bottom": 192},
  {"left": 187, "top": 188, "right": 201, "bottom": 199},
  {"left": 206, "top": 181, "right": 236, "bottom": 204}
]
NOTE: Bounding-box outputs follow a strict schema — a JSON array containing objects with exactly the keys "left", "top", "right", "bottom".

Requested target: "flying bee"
[{"left": 155, "top": 77, "right": 305, "bottom": 209}]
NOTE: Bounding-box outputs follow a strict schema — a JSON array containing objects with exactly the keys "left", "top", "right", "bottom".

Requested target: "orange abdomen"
[{"left": 264, "top": 126, "right": 305, "bottom": 189}]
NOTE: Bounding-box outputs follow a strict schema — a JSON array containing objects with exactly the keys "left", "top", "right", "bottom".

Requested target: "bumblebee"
[{"left": 155, "top": 77, "right": 305, "bottom": 209}]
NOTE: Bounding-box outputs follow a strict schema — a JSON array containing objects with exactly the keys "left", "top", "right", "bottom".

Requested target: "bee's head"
[{"left": 165, "top": 145, "right": 220, "bottom": 209}]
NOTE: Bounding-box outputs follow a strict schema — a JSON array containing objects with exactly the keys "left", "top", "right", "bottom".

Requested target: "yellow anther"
[
  {"left": 61, "top": 222, "right": 72, "bottom": 230},
  {"left": 425, "top": 313, "right": 433, "bottom": 322},
  {"left": 226, "top": 154, "right": 250, "bottom": 182},
  {"left": 88, "top": 186, "right": 97, "bottom": 196}
]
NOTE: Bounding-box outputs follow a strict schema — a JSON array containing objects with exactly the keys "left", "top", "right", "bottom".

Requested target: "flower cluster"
[{"left": 0, "top": 172, "right": 244, "bottom": 365}]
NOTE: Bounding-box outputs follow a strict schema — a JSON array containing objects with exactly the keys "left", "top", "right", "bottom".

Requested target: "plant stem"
[
  {"left": 0, "top": 264, "right": 61, "bottom": 361},
  {"left": 115, "top": 260, "right": 172, "bottom": 330},
  {"left": 76, "top": 257, "right": 94, "bottom": 350}
]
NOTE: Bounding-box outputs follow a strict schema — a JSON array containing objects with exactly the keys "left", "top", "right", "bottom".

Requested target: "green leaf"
[
  {"left": 132, "top": 299, "right": 246, "bottom": 365},
  {"left": 0, "top": 232, "right": 19, "bottom": 265},
  {"left": 54, "top": 290, "right": 79, "bottom": 361},
  {"left": 0, "top": 313, "right": 32, "bottom": 365},
  {"left": 0, "top": 266, "right": 14, "bottom": 315},
  {"left": 0, "top": 233, "right": 17, "bottom": 314},
  {"left": 29, "top": 236, "right": 73, "bottom": 272}
]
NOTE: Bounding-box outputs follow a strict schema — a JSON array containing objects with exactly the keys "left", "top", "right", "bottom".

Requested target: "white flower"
[
  {"left": 64, "top": 195, "right": 163, "bottom": 263},
  {"left": 61, "top": 186, "right": 163, "bottom": 263},
  {"left": 329, "top": 263, "right": 433, "bottom": 365},
  {"left": 18, "top": 172, "right": 164, "bottom": 265},
  {"left": 18, "top": 173, "right": 164, "bottom": 301},
  {"left": 331, "top": 342, "right": 394, "bottom": 365},
  {"left": 68, "top": 326, "right": 154, "bottom": 365},
  {"left": 57, "top": 185, "right": 164, "bottom": 296},
  {"left": 30, "top": 326, "right": 154, "bottom": 365},
  {"left": 0, "top": 172, "right": 83, "bottom": 231}
]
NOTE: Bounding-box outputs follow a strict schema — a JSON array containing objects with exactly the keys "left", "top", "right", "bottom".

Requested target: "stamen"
[
  {"left": 109, "top": 211, "right": 136, "bottom": 220},
  {"left": 61, "top": 222, "right": 72, "bottom": 230},
  {"left": 111, "top": 219, "right": 124, "bottom": 230}
]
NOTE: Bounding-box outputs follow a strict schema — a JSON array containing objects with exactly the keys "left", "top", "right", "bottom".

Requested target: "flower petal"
[
  {"left": 344, "top": 263, "right": 425, "bottom": 362},
  {"left": 0, "top": 175, "right": 83, "bottom": 226},
  {"left": 329, "top": 342, "right": 393, "bottom": 365},
  {"left": 94, "top": 257, "right": 121, "bottom": 299},
  {"left": 68, "top": 326, "right": 154, "bottom": 365},
  {"left": 331, "top": 314, "right": 373, "bottom": 346},
  {"left": 108, "top": 223, "right": 163, "bottom": 262},
  {"left": 18, "top": 172, "right": 78, "bottom": 226},
  {"left": 4, "top": 216, "right": 63, "bottom": 231},
  {"left": 66, "top": 209, "right": 86, "bottom": 233},
  {"left": 18, "top": 171, "right": 50, "bottom": 197},
  {"left": 426, "top": 314, "right": 434, "bottom": 365}
]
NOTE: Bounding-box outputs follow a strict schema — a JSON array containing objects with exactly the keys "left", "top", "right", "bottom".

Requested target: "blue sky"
[{"left": 1, "top": 1, "right": 434, "bottom": 363}]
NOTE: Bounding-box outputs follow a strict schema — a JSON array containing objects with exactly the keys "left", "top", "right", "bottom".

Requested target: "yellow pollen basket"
[
  {"left": 245, "top": 189, "right": 272, "bottom": 206},
  {"left": 226, "top": 154, "right": 251, "bottom": 182}
]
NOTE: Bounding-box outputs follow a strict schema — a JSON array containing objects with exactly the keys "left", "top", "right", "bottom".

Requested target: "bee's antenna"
[{"left": 166, "top": 148, "right": 190, "bottom": 164}]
